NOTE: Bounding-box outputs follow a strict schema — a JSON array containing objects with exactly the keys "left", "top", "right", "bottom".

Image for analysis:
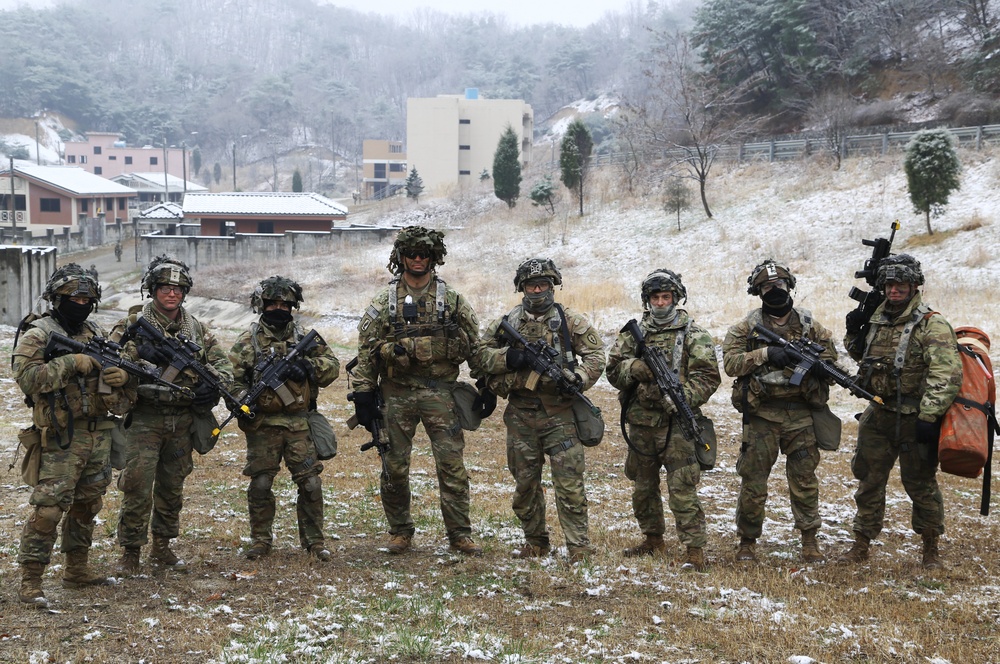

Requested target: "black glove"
[
  {"left": 845, "top": 307, "right": 867, "bottom": 336},
  {"left": 137, "top": 343, "right": 169, "bottom": 365},
  {"left": 192, "top": 382, "right": 221, "bottom": 407},
  {"left": 768, "top": 346, "right": 793, "bottom": 368},
  {"left": 285, "top": 359, "right": 310, "bottom": 383},
  {"left": 472, "top": 378, "right": 497, "bottom": 418},
  {"left": 352, "top": 391, "right": 379, "bottom": 430},
  {"left": 506, "top": 348, "right": 529, "bottom": 371},
  {"left": 916, "top": 419, "right": 942, "bottom": 448}
]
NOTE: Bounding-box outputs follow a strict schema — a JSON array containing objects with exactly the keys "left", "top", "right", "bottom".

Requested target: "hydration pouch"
[
  {"left": 572, "top": 397, "right": 605, "bottom": 447},
  {"left": 308, "top": 410, "right": 338, "bottom": 460}
]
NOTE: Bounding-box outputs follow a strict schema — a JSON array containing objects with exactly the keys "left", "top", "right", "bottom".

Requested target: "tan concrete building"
[
  {"left": 361, "top": 140, "right": 407, "bottom": 200},
  {"left": 406, "top": 90, "right": 532, "bottom": 195},
  {"left": 64, "top": 132, "right": 188, "bottom": 180}
]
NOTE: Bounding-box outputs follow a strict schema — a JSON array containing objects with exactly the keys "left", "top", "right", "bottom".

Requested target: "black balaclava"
[
  {"left": 761, "top": 286, "right": 793, "bottom": 318},
  {"left": 262, "top": 309, "right": 293, "bottom": 328},
  {"left": 56, "top": 299, "right": 93, "bottom": 334}
]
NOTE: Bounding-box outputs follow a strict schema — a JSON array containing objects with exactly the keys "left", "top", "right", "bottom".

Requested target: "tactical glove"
[
  {"left": 102, "top": 366, "right": 129, "bottom": 388},
  {"left": 379, "top": 342, "right": 410, "bottom": 367},
  {"left": 352, "top": 391, "right": 379, "bottom": 429},
  {"left": 137, "top": 344, "right": 170, "bottom": 366},
  {"left": 286, "top": 359, "right": 311, "bottom": 383},
  {"left": 192, "top": 382, "right": 221, "bottom": 407},
  {"left": 73, "top": 354, "right": 100, "bottom": 375},
  {"left": 845, "top": 308, "right": 867, "bottom": 336},
  {"left": 630, "top": 359, "right": 655, "bottom": 383},
  {"left": 915, "top": 418, "right": 942, "bottom": 448},
  {"left": 505, "top": 348, "right": 529, "bottom": 371},
  {"left": 473, "top": 378, "right": 498, "bottom": 419},
  {"left": 767, "top": 346, "right": 793, "bottom": 369}
]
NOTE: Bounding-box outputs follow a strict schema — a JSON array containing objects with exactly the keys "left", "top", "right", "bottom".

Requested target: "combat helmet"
[
  {"left": 877, "top": 253, "right": 924, "bottom": 288},
  {"left": 251, "top": 275, "right": 304, "bottom": 313},
  {"left": 387, "top": 226, "right": 447, "bottom": 274},
  {"left": 141, "top": 254, "right": 193, "bottom": 299},
  {"left": 747, "top": 258, "right": 796, "bottom": 295},
  {"left": 514, "top": 257, "right": 562, "bottom": 292},
  {"left": 43, "top": 263, "right": 101, "bottom": 307},
  {"left": 641, "top": 269, "right": 687, "bottom": 305}
]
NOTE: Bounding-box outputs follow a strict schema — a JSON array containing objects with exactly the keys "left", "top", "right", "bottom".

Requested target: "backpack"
[{"left": 937, "top": 327, "right": 999, "bottom": 515}]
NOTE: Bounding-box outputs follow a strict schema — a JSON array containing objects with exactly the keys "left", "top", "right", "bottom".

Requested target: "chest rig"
[
  {"left": 504, "top": 304, "right": 577, "bottom": 372},
  {"left": 386, "top": 277, "right": 456, "bottom": 342},
  {"left": 745, "top": 308, "right": 813, "bottom": 387}
]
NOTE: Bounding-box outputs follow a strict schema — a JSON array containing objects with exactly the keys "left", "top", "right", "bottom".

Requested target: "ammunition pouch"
[
  {"left": 307, "top": 410, "right": 338, "bottom": 460},
  {"left": 137, "top": 383, "right": 193, "bottom": 406},
  {"left": 254, "top": 380, "right": 311, "bottom": 414},
  {"left": 18, "top": 426, "right": 44, "bottom": 487}
]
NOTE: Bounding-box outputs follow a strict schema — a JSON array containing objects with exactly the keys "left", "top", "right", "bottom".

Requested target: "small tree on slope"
[{"left": 904, "top": 128, "right": 960, "bottom": 235}]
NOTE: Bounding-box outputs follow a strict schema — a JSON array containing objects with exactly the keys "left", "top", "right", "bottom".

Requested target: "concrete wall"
[
  {"left": 0, "top": 219, "right": 131, "bottom": 254},
  {"left": 139, "top": 227, "right": 398, "bottom": 270},
  {"left": 0, "top": 245, "right": 57, "bottom": 326}
]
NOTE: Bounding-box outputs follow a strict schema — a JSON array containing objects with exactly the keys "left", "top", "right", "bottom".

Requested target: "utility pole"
[
  {"left": 162, "top": 137, "right": 169, "bottom": 203},
  {"left": 35, "top": 121, "right": 41, "bottom": 165},
  {"left": 232, "top": 142, "right": 237, "bottom": 191}
]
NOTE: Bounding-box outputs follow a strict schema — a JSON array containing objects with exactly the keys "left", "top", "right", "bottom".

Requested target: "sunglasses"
[{"left": 403, "top": 250, "right": 430, "bottom": 260}]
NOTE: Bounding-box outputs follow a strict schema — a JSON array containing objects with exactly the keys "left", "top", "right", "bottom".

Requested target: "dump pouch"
[
  {"left": 452, "top": 381, "right": 483, "bottom": 431},
  {"left": 308, "top": 410, "right": 338, "bottom": 460},
  {"left": 572, "top": 397, "right": 605, "bottom": 447},
  {"left": 18, "top": 426, "right": 43, "bottom": 486}
]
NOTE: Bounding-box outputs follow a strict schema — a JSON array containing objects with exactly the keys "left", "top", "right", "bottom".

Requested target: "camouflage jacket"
[
  {"left": 606, "top": 310, "right": 721, "bottom": 428},
  {"left": 723, "top": 308, "right": 837, "bottom": 412},
  {"left": 845, "top": 292, "right": 962, "bottom": 420},
  {"left": 478, "top": 303, "right": 606, "bottom": 411},
  {"left": 354, "top": 274, "right": 482, "bottom": 391},
  {"left": 13, "top": 314, "right": 137, "bottom": 431},
  {"left": 111, "top": 302, "right": 234, "bottom": 408},
  {"left": 229, "top": 319, "right": 340, "bottom": 431}
]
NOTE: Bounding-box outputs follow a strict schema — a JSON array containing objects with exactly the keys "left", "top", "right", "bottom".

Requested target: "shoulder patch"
[{"left": 586, "top": 331, "right": 601, "bottom": 347}]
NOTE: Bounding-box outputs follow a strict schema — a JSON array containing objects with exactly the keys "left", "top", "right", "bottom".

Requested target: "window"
[
  {"left": 390, "top": 144, "right": 403, "bottom": 153},
  {"left": 80, "top": 200, "right": 88, "bottom": 212},
  {"left": 79, "top": 155, "right": 87, "bottom": 164},
  {"left": 459, "top": 119, "right": 471, "bottom": 125},
  {"left": 119, "top": 198, "right": 128, "bottom": 210},
  {"left": 67, "top": 155, "right": 76, "bottom": 164},
  {"left": 40, "top": 198, "right": 61, "bottom": 212},
  {"left": 108, "top": 155, "right": 117, "bottom": 161},
  {"left": 257, "top": 221, "right": 274, "bottom": 233},
  {"left": 93, "top": 146, "right": 102, "bottom": 155},
  {"left": 389, "top": 163, "right": 405, "bottom": 172},
  {"left": 0, "top": 194, "right": 26, "bottom": 210},
  {"left": 374, "top": 164, "right": 386, "bottom": 179},
  {"left": 105, "top": 197, "right": 114, "bottom": 211},
  {"left": 150, "top": 156, "right": 158, "bottom": 165},
  {"left": 94, "top": 166, "right": 103, "bottom": 175},
  {"left": 125, "top": 156, "right": 132, "bottom": 165},
  {"left": 459, "top": 145, "right": 470, "bottom": 150},
  {"left": 459, "top": 170, "right": 471, "bottom": 175}
]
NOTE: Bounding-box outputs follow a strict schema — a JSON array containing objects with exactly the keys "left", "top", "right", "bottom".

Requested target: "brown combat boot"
[
  {"left": 622, "top": 534, "right": 666, "bottom": 558},
  {"left": 19, "top": 562, "right": 48, "bottom": 606},
  {"left": 568, "top": 546, "right": 595, "bottom": 564},
  {"left": 244, "top": 541, "right": 272, "bottom": 560},
  {"left": 681, "top": 546, "right": 706, "bottom": 572},
  {"left": 62, "top": 549, "right": 113, "bottom": 588},
  {"left": 308, "top": 543, "right": 332, "bottom": 562},
  {"left": 735, "top": 537, "right": 757, "bottom": 562},
  {"left": 450, "top": 537, "right": 484, "bottom": 557},
  {"left": 838, "top": 533, "right": 871, "bottom": 564},
  {"left": 921, "top": 532, "right": 943, "bottom": 570},
  {"left": 385, "top": 534, "right": 412, "bottom": 555},
  {"left": 800, "top": 528, "right": 825, "bottom": 563},
  {"left": 150, "top": 536, "right": 185, "bottom": 568},
  {"left": 118, "top": 547, "right": 141, "bottom": 574},
  {"left": 511, "top": 543, "right": 551, "bottom": 559}
]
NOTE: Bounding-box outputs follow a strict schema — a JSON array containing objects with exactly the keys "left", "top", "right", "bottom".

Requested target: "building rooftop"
[
  {"left": 183, "top": 192, "right": 348, "bottom": 216},
  {"left": 138, "top": 202, "right": 184, "bottom": 220},
  {"left": 112, "top": 172, "right": 208, "bottom": 193},
  {"left": 2, "top": 164, "right": 136, "bottom": 196}
]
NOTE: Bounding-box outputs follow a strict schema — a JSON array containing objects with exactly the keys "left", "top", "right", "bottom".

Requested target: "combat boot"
[
  {"left": 244, "top": 541, "right": 271, "bottom": 560},
  {"left": 150, "top": 536, "right": 185, "bottom": 569},
  {"left": 681, "top": 546, "right": 706, "bottom": 572},
  {"left": 568, "top": 546, "right": 595, "bottom": 564},
  {"left": 308, "top": 543, "right": 332, "bottom": 562},
  {"left": 921, "top": 532, "right": 943, "bottom": 570},
  {"left": 838, "top": 533, "right": 870, "bottom": 564},
  {"left": 800, "top": 528, "right": 825, "bottom": 563},
  {"left": 385, "top": 534, "right": 412, "bottom": 555},
  {"left": 735, "top": 537, "right": 757, "bottom": 562},
  {"left": 622, "top": 534, "right": 666, "bottom": 558},
  {"left": 18, "top": 562, "right": 48, "bottom": 606},
  {"left": 450, "top": 537, "right": 484, "bottom": 557},
  {"left": 62, "top": 549, "right": 112, "bottom": 588},
  {"left": 511, "top": 543, "right": 551, "bottom": 559},
  {"left": 118, "top": 547, "right": 141, "bottom": 574}
]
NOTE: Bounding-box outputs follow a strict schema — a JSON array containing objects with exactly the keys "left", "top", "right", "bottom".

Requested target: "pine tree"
[
  {"left": 405, "top": 167, "right": 424, "bottom": 201},
  {"left": 662, "top": 177, "right": 691, "bottom": 231},
  {"left": 529, "top": 175, "right": 556, "bottom": 215},
  {"left": 213, "top": 162, "right": 222, "bottom": 185},
  {"left": 292, "top": 168, "right": 303, "bottom": 192},
  {"left": 493, "top": 125, "right": 522, "bottom": 208},
  {"left": 559, "top": 119, "right": 593, "bottom": 216},
  {"left": 192, "top": 147, "right": 202, "bottom": 176},
  {"left": 904, "top": 128, "right": 961, "bottom": 235}
]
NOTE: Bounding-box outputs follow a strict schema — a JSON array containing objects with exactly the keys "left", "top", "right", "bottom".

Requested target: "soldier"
[
  {"left": 351, "top": 226, "right": 484, "bottom": 556},
  {"left": 115, "top": 242, "right": 123, "bottom": 262},
  {"left": 477, "top": 258, "right": 606, "bottom": 562},
  {"left": 12, "top": 264, "right": 136, "bottom": 606},
  {"left": 722, "top": 259, "right": 836, "bottom": 564},
  {"left": 840, "top": 254, "right": 962, "bottom": 568},
  {"left": 111, "top": 255, "right": 234, "bottom": 572},
  {"left": 606, "top": 270, "right": 721, "bottom": 571},
  {"left": 229, "top": 276, "right": 340, "bottom": 562}
]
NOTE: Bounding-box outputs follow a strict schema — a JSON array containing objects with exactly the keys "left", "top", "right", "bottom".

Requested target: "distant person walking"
[{"left": 115, "top": 242, "right": 123, "bottom": 262}]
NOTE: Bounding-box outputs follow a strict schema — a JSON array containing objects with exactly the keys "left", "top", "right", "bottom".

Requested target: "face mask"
[
  {"left": 648, "top": 304, "right": 676, "bottom": 324},
  {"left": 262, "top": 309, "right": 293, "bottom": 327},
  {"left": 522, "top": 289, "right": 555, "bottom": 314},
  {"left": 761, "top": 287, "right": 793, "bottom": 318},
  {"left": 58, "top": 299, "right": 93, "bottom": 326}
]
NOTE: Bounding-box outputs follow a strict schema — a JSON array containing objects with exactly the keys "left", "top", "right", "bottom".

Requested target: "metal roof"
[
  {"left": 111, "top": 172, "right": 208, "bottom": 193},
  {"left": 4, "top": 164, "right": 136, "bottom": 196},
  {"left": 138, "top": 202, "right": 184, "bottom": 220},
  {"left": 183, "top": 192, "right": 348, "bottom": 216}
]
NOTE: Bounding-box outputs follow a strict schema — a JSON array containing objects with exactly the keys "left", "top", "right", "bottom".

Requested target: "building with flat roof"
[
  {"left": 361, "top": 140, "right": 407, "bottom": 200},
  {"left": 63, "top": 132, "right": 188, "bottom": 180}
]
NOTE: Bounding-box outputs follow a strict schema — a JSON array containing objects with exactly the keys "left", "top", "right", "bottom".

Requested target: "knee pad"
[
  {"left": 31, "top": 505, "right": 64, "bottom": 534},
  {"left": 299, "top": 475, "right": 322, "bottom": 499},
  {"left": 248, "top": 474, "right": 274, "bottom": 499},
  {"left": 69, "top": 497, "right": 103, "bottom": 520}
]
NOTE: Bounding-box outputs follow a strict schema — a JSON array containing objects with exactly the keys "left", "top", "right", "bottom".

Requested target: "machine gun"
[
  {"left": 751, "top": 324, "right": 884, "bottom": 405},
  {"left": 846, "top": 221, "right": 899, "bottom": 354},
  {"left": 213, "top": 329, "right": 320, "bottom": 436},
  {"left": 44, "top": 332, "right": 189, "bottom": 395},
  {"left": 345, "top": 357, "right": 391, "bottom": 488},
  {"left": 621, "top": 319, "right": 707, "bottom": 453},
  {"left": 497, "top": 317, "right": 600, "bottom": 416}
]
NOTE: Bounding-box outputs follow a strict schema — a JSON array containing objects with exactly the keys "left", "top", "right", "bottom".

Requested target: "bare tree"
[{"left": 806, "top": 89, "right": 857, "bottom": 170}]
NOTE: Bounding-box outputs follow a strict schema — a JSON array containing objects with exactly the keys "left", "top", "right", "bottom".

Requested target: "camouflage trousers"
[
  {"left": 503, "top": 399, "right": 589, "bottom": 550},
  {"left": 117, "top": 406, "right": 195, "bottom": 548},
  {"left": 380, "top": 381, "right": 472, "bottom": 542},
  {"left": 19, "top": 425, "right": 113, "bottom": 565},
  {"left": 851, "top": 406, "right": 943, "bottom": 539},
  {"left": 625, "top": 423, "right": 705, "bottom": 548},
  {"left": 244, "top": 425, "right": 325, "bottom": 549},
  {"left": 736, "top": 407, "right": 821, "bottom": 540}
]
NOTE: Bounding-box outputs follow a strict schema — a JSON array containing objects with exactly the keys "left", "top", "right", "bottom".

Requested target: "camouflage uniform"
[
  {"left": 355, "top": 273, "right": 483, "bottom": 546},
  {"left": 845, "top": 291, "right": 961, "bottom": 541},
  {"left": 606, "top": 310, "right": 720, "bottom": 550},
  {"left": 230, "top": 318, "right": 340, "bottom": 553}
]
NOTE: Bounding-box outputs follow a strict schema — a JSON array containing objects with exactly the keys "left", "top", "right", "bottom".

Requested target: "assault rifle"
[
  {"left": 751, "top": 324, "right": 884, "bottom": 405},
  {"left": 497, "top": 317, "right": 600, "bottom": 416},
  {"left": 846, "top": 221, "right": 899, "bottom": 354},
  {"left": 44, "top": 332, "right": 189, "bottom": 395},
  {"left": 344, "top": 357, "right": 391, "bottom": 488},
  {"left": 123, "top": 316, "right": 245, "bottom": 435},
  {"left": 213, "top": 329, "right": 320, "bottom": 436},
  {"left": 621, "top": 319, "right": 707, "bottom": 450}
]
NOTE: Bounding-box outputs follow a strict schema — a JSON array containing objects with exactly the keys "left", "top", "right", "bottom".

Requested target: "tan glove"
[
  {"left": 102, "top": 366, "right": 129, "bottom": 388},
  {"left": 630, "top": 359, "right": 655, "bottom": 383},
  {"left": 73, "top": 354, "right": 100, "bottom": 375}
]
